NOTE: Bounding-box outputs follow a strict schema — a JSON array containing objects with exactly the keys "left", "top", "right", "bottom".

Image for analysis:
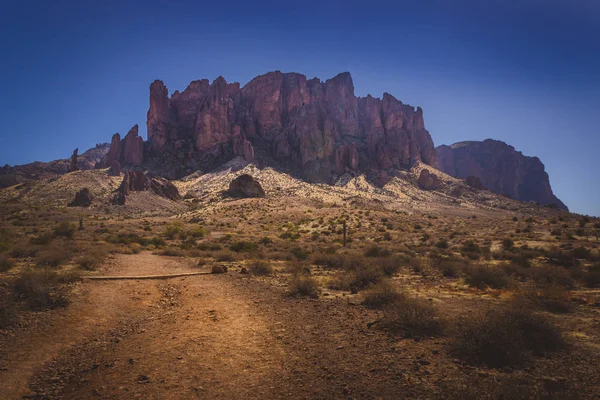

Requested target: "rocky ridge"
[
  {"left": 138, "top": 71, "right": 436, "bottom": 184},
  {"left": 436, "top": 139, "right": 567, "bottom": 210}
]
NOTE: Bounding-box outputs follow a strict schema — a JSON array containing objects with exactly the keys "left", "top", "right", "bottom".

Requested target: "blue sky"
[{"left": 1, "top": 0, "right": 599, "bottom": 215}]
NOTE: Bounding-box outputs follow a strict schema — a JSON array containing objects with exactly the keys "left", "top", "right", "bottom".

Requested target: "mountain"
[
  {"left": 99, "top": 71, "right": 437, "bottom": 185},
  {"left": 0, "top": 143, "right": 110, "bottom": 188},
  {"left": 436, "top": 139, "right": 567, "bottom": 210}
]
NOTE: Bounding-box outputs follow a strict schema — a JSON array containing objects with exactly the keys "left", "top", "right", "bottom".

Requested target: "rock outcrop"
[
  {"left": 417, "top": 169, "right": 440, "bottom": 190},
  {"left": 97, "top": 125, "right": 144, "bottom": 169},
  {"left": 227, "top": 174, "right": 265, "bottom": 198},
  {"left": 111, "top": 171, "right": 180, "bottom": 205},
  {"left": 68, "top": 188, "right": 93, "bottom": 207},
  {"left": 67, "top": 149, "right": 79, "bottom": 173},
  {"left": 0, "top": 143, "right": 110, "bottom": 188},
  {"left": 436, "top": 140, "right": 567, "bottom": 210},
  {"left": 144, "top": 71, "right": 436, "bottom": 183}
]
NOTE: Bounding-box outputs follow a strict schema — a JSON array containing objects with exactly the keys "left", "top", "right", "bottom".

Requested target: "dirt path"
[{"left": 1, "top": 252, "right": 476, "bottom": 400}]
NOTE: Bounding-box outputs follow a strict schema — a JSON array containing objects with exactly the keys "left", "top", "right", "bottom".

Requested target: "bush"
[
  {"left": 76, "top": 253, "right": 105, "bottom": 271},
  {"left": 435, "top": 260, "right": 462, "bottom": 278},
  {"left": 289, "top": 275, "right": 320, "bottom": 298},
  {"left": 435, "top": 239, "right": 449, "bottom": 249},
  {"left": 10, "top": 245, "right": 39, "bottom": 258},
  {"left": 452, "top": 306, "right": 567, "bottom": 368},
  {"left": 312, "top": 253, "right": 346, "bottom": 269},
  {"left": 363, "top": 280, "right": 401, "bottom": 309},
  {"left": 214, "top": 251, "right": 237, "bottom": 262},
  {"left": 376, "top": 255, "right": 403, "bottom": 277},
  {"left": 515, "top": 285, "right": 574, "bottom": 314},
  {"left": 583, "top": 264, "right": 600, "bottom": 288},
  {"left": 36, "top": 247, "right": 72, "bottom": 268},
  {"left": 0, "top": 255, "right": 15, "bottom": 272},
  {"left": 532, "top": 265, "right": 575, "bottom": 289},
  {"left": 381, "top": 294, "right": 445, "bottom": 338},
  {"left": 290, "top": 247, "right": 309, "bottom": 260},
  {"left": 351, "top": 263, "right": 384, "bottom": 289},
  {"left": 188, "top": 225, "right": 207, "bottom": 238},
  {"left": 12, "top": 269, "right": 71, "bottom": 310},
  {"left": 364, "top": 245, "right": 391, "bottom": 258},
  {"left": 155, "top": 248, "right": 185, "bottom": 257},
  {"left": 502, "top": 238, "right": 514, "bottom": 250},
  {"left": 163, "top": 221, "right": 185, "bottom": 240},
  {"left": 0, "top": 291, "right": 18, "bottom": 328},
  {"left": 29, "top": 232, "right": 53, "bottom": 245},
  {"left": 464, "top": 265, "right": 509, "bottom": 289},
  {"left": 248, "top": 259, "right": 274, "bottom": 275},
  {"left": 230, "top": 241, "right": 258, "bottom": 253},
  {"left": 53, "top": 222, "right": 76, "bottom": 239}
]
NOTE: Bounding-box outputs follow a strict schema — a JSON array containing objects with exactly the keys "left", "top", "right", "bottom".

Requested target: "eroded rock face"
[
  {"left": 68, "top": 188, "right": 93, "bottom": 207},
  {"left": 436, "top": 140, "right": 567, "bottom": 210},
  {"left": 145, "top": 71, "right": 436, "bottom": 183},
  {"left": 465, "top": 175, "right": 484, "bottom": 190},
  {"left": 417, "top": 169, "right": 440, "bottom": 190},
  {"left": 97, "top": 126, "right": 144, "bottom": 169},
  {"left": 111, "top": 171, "right": 180, "bottom": 205},
  {"left": 67, "top": 149, "right": 79, "bottom": 173},
  {"left": 227, "top": 174, "right": 265, "bottom": 198}
]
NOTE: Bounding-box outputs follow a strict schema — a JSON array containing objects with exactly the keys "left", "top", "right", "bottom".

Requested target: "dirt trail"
[
  {"left": 1, "top": 253, "right": 457, "bottom": 400},
  {"left": 1, "top": 254, "right": 292, "bottom": 399}
]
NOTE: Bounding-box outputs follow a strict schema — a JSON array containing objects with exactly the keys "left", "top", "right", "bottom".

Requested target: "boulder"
[
  {"left": 227, "top": 174, "right": 265, "bottom": 198},
  {"left": 417, "top": 169, "right": 440, "bottom": 190},
  {"left": 68, "top": 188, "right": 93, "bottom": 207}
]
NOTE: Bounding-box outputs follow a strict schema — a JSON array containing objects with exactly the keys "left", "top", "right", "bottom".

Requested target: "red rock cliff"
[{"left": 436, "top": 140, "right": 567, "bottom": 210}]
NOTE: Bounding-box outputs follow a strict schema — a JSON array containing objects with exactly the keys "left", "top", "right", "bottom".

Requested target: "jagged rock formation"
[
  {"left": 97, "top": 125, "right": 144, "bottom": 168},
  {"left": 436, "top": 140, "right": 567, "bottom": 210},
  {"left": 67, "top": 188, "right": 93, "bottom": 207},
  {"left": 111, "top": 171, "right": 180, "bottom": 205},
  {"left": 141, "top": 71, "right": 436, "bottom": 183},
  {"left": 417, "top": 169, "right": 440, "bottom": 190},
  {"left": 0, "top": 143, "right": 110, "bottom": 188},
  {"left": 227, "top": 174, "right": 265, "bottom": 198},
  {"left": 67, "top": 149, "right": 79, "bottom": 173}
]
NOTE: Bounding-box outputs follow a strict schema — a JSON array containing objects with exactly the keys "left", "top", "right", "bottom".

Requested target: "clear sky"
[{"left": 1, "top": 0, "right": 599, "bottom": 215}]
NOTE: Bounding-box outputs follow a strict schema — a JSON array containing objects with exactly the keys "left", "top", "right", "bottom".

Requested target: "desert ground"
[{"left": 1, "top": 162, "right": 599, "bottom": 399}]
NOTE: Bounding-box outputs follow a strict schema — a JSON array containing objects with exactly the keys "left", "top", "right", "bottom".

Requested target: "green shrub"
[
  {"left": 452, "top": 306, "right": 567, "bottom": 368},
  {"left": 188, "top": 225, "right": 207, "bottom": 238},
  {"left": 290, "top": 247, "right": 309, "bottom": 260},
  {"left": 248, "top": 259, "right": 273, "bottom": 275},
  {"left": 289, "top": 275, "right": 320, "bottom": 298},
  {"left": 163, "top": 221, "right": 185, "bottom": 240},
  {"left": 53, "top": 222, "right": 76, "bottom": 239}
]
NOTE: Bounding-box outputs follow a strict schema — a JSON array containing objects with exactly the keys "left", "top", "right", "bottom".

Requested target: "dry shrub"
[
  {"left": 464, "top": 265, "right": 510, "bottom": 289},
  {"left": 452, "top": 306, "right": 567, "bottom": 368},
  {"left": 381, "top": 293, "right": 444, "bottom": 338},
  {"left": 532, "top": 265, "right": 575, "bottom": 289},
  {"left": 312, "top": 253, "right": 347, "bottom": 269},
  {"left": 9, "top": 245, "right": 39, "bottom": 258},
  {"left": 53, "top": 221, "right": 76, "bottom": 239},
  {"left": 248, "top": 259, "right": 273, "bottom": 275},
  {"left": 289, "top": 275, "right": 320, "bottom": 298},
  {"left": 350, "top": 263, "right": 384, "bottom": 290},
  {"left": 583, "top": 264, "right": 600, "bottom": 288},
  {"left": 363, "top": 280, "right": 401, "bottom": 309},
  {"left": 0, "top": 291, "right": 17, "bottom": 328},
  {"left": 0, "top": 255, "right": 15, "bottom": 272},
  {"left": 515, "top": 285, "right": 574, "bottom": 314},
  {"left": 433, "top": 259, "right": 463, "bottom": 278},
  {"left": 214, "top": 251, "right": 237, "bottom": 262},
  {"left": 154, "top": 247, "right": 185, "bottom": 257},
  {"left": 12, "top": 269, "right": 74, "bottom": 310},
  {"left": 76, "top": 249, "right": 108, "bottom": 271},
  {"left": 376, "top": 255, "right": 404, "bottom": 277},
  {"left": 36, "top": 247, "right": 72, "bottom": 268}
]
